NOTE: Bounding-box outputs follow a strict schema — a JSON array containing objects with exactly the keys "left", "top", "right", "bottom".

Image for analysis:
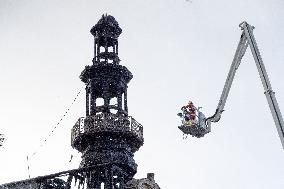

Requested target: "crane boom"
[{"left": 206, "top": 22, "right": 284, "bottom": 149}]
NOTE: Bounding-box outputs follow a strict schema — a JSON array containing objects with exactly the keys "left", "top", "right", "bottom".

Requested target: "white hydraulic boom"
[{"left": 205, "top": 21, "right": 284, "bottom": 149}]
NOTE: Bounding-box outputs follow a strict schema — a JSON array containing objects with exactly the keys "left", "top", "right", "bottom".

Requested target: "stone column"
[
  {"left": 103, "top": 82, "right": 110, "bottom": 113},
  {"left": 117, "top": 91, "right": 122, "bottom": 113},
  {"left": 86, "top": 86, "right": 90, "bottom": 116},
  {"left": 124, "top": 88, "right": 128, "bottom": 113},
  {"left": 90, "top": 81, "right": 96, "bottom": 115},
  {"left": 94, "top": 39, "right": 97, "bottom": 63}
]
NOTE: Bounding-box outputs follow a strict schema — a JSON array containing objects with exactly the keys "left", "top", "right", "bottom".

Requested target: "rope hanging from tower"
[{"left": 26, "top": 82, "right": 90, "bottom": 177}]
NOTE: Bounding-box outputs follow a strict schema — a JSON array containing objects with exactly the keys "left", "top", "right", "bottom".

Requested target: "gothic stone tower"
[{"left": 71, "top": 15, "right": 145, "bottom": 188}]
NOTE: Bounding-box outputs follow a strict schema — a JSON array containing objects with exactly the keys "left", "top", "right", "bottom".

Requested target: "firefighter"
[
  {"left": 181, "top": 106, "right": 190, "bottom": 122},
  {"left": 184, "top": 101, "right": 197, "bottom": 124}
]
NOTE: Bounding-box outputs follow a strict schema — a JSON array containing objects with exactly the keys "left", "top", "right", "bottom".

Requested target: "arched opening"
[
  {"left": 100, "top": 46, "right": 105, "bottom": 52},
  {"left": 100, "top": 182, "right": 105, "bottom": 189},
  {"left": 110, "top": 97, "right": 117, "bottom": 106},
  {"left": 110, "top": 109, "right": 117, "bottom": 114},
  {"left": 108, "top": 46, "right": 113, "bottom": 52},
  {"left": 110, "top": 97, "right": 118, "bottom": 114},
  {"left": 115, "top": 182, "right": 120, "bottom": 188},
  {"left": 96, "top": 98, "right": 104, "bottom": 106}
]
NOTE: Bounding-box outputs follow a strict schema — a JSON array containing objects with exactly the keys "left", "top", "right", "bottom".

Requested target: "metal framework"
[{"left": 205, "top": 22, "right": 284, "bottom": 148}]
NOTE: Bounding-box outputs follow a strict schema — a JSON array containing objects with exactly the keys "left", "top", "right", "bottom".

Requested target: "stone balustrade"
[{"left": 71, "top": 113, "right": 143, "bottom": 149}]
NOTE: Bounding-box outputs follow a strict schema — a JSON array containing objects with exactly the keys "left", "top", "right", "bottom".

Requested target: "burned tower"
[
  {"left": 71, "top": 15, "right": 144, "bottom": 188},
  {"left": 2, "top": 14, "right": 160, "bottom": 189}
]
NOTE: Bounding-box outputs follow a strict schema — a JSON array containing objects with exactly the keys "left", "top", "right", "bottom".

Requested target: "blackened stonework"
[{"left": 71, "top": 14, "right": 144, "bottom": 188}]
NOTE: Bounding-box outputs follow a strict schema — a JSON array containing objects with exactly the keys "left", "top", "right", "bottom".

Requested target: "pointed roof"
[{"left": 90, "top": 14, "right": 122, "bottom": 38}]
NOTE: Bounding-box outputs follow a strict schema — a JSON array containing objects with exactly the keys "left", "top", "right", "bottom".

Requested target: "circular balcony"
[
  {"left": 80, "top": 63, "right": 133, "bottom": 84},
  {"left": 71, "top": 113, "right": 143, "bottom": 152}
]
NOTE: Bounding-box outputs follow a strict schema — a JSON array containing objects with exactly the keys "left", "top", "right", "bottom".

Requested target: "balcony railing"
[{"left": 71, "top": 113, "right": 143, "bottom": 149}]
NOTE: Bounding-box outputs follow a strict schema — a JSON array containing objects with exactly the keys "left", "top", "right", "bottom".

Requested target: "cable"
[
  {"left": 26, "top": 155, "right": 31, "bottom": 179},
  {"left": 28, "top": 82, "right": 89, "bottom": 159},
  {"left": 0, "top": 134, "right": 4, "bottom": 147}
]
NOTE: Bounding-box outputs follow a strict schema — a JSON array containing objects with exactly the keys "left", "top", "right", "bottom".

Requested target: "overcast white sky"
[{"left": 1, "top": 0, "right": 284, "bottom": 188}]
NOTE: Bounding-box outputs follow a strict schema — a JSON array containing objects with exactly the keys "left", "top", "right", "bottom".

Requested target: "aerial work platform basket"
[{"left": 178, "top": 108, "right": 210, "bottom": 138}]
